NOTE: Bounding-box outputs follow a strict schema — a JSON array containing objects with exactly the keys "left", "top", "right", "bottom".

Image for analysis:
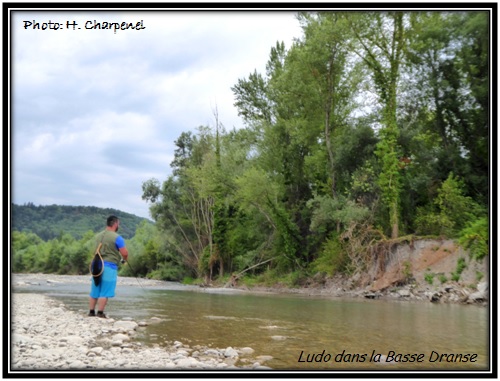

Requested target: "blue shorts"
[{"left": 90, "top": 262, "right": 118, "bottom": 298}]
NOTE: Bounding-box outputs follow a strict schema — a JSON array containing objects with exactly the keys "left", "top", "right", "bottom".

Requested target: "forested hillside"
[{"left": 12, "top": 203, "right": 151, "bottom": 240}]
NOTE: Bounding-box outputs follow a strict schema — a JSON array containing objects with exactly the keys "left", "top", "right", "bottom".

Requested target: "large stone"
[
  {"left": 112, "top": 333, "right": 130, "bottom": 342},
  {"left": 113, "top": 321, "right": 138, "bottom": 331},
  {"left": 68, "top": 360, "right": 85, "bottom": 369},
  {"left": 204, "top": 349, "right": 222, "bottom": 357},
  {"left": 469, "top": 291, "right": 486, "bottom": 302},
  {"left": 398, "top": 289, "right": 411, "bottom": 297},
  {"left": 176, "top": 357, "right": 201, "bottom": 368},
  {"left": 89, "top": 347, "right": 104, "bottom": 355},
  {"left": 224, "top": 347, "right": 239, "bottom": 358},
  {"left": 478, "top": 282, "right": 488, "bottom": 294},
  {"left": 239, "top": 347, "right": 255, "bottom": 355},
  {"left": 12, "top": 334, "right": 32, "bottom": 345}
]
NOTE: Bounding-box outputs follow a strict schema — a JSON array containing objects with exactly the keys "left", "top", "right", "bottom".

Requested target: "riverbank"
[
  {"left": 227, "top": 273, "right": 489, "bottom": 307},
  {"left": 226, "top": 239, "right": 489, "bottom": 307},
  {"left": 10, "top": 277, "right": 272, "bottom": 371}
]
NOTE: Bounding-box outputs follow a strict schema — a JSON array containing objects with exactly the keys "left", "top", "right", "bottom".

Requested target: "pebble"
[{"left": 10, "top": 293, "right": 268, "bottom": 371}]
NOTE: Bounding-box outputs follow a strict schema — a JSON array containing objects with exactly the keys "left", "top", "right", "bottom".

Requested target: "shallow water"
[{"left": 12, "top": 278, "right": 490, "bottom": 371}]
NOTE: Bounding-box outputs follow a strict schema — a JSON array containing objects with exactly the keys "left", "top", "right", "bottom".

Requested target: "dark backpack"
[{"left": 90, "top": 243, "right": 104, "bottom": 286}]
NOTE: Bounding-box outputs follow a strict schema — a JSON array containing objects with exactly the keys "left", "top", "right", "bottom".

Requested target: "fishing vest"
[{"left": 96, "top": 230, "right": 122, "bottom": 265}]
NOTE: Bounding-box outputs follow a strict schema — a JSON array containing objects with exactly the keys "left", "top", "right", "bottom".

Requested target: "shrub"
[
  {"left": 424, "top": 273, "right": 434, "bottom": 285},
  {"left": 402, "top": 261, "right": 413, "bottom": 282},
  {"left": 311, "top": 235, "right": 347, "bottom": 276},
  {"left": 182, "top": 276, "right": 196, "bottom": 285},
  {"left": 415, "top": 173, "right": 482, "bottom": 237},
  {"left": 451, "top": 257, "right": 467, "bottom": 282},
  {"left": 458, "top": 217, "right": 489, "bottom": 261}
]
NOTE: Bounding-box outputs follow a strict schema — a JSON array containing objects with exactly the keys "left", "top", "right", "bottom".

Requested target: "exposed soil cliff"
[{"left": 356, "top": 239, "right": 489, "bottom": 304}]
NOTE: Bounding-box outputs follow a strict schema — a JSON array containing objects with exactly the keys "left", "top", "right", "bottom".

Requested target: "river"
[{"left": 12, "top": 278, "right": 489, "bottom": 371}]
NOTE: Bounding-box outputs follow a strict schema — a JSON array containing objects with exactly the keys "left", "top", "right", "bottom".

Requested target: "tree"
[
  {"left": 296, "top": 12, "right": 362, "bottom": 197},
  {"left": 350, "top": 12, "right": 407, "bottom": 238}
]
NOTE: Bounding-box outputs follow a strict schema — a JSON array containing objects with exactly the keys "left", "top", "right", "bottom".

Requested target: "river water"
[{"left": 13, "top": 279, "right": 490, "bottom": 371}]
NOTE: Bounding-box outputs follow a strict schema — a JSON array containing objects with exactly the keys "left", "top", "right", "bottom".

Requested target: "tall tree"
[
  {"left": 350, "top": 12, "right": 407, "bottom": 238},
  {"left": 296, "top": 12, "right": 361, "bottom": 197}
]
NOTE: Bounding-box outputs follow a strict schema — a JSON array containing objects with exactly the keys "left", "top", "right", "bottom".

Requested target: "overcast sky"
[{"left": 11, "top": 9, "right": 304, "bottom": 220}]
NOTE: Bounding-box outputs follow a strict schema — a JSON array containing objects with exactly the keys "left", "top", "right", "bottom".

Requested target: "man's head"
[{"left": 107, "top": 215, "right": 120, "bottom": 232}]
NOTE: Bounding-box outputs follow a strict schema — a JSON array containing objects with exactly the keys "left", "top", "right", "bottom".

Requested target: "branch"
[{"left": 224, "top": 257, "right": 277, "bottom": 288}]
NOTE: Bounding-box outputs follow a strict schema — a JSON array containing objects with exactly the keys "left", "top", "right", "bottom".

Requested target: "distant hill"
[{"left": 11, "top": 203, "right": 153, "bottom": 241}]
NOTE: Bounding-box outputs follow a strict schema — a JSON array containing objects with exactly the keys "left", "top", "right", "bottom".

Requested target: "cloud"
[{"left": 11, "top": 9, "right": 303, "bottom": 219}]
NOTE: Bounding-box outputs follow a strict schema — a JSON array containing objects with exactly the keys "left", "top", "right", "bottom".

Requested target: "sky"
[{"left": 10, "top": 8, "right": 304, "bottom": 220}]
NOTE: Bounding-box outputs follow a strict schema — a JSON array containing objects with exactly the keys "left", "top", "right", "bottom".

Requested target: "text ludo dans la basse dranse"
[{"left": 298, "top": 349, "right": 478, "bottom": 364}]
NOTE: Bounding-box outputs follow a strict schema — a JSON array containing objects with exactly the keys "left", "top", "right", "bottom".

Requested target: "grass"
[
  {"left": 438, "top": 274, "right": 448, "bottom": 284},
  {"left": 424, "top": 272, "right": 434, "bottom": 285},
  {"left": 451, "top": 257, "right": 467, "bottom": 282}
]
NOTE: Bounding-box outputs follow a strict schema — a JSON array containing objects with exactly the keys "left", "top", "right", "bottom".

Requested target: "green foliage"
[
  {"left": 375, "top": 124, "right": 402, "bottom": 237},
  {"left": 311, "top": 234, "right": 347, "bottom": 276},
  {"left": 307, "top": 194, "right": 370, "bottom": 234},
  {"left": 415, "top": 173, "right": 483, "bottom": 237},
  {"left": 266, "top": 199, "right": 302, "bottom": 271},
  {"left": 424, "top": 272, "right": 434, "bottom": 285},
  {"left": 12, "top": 203, "right": 152, "bottom": 240},
  {"left": 414, "top": 207, "right": 454, "bottom": 237},
  {"left": 281, "top": 270, "right": 309, "bottom": 287},
  {"left": 402, "top": 261, "right": 413, "bottom": 282},
  {"left": 182, "top": 276, "right": 196, "bottom": 285},
  {"left": 12, "top": 219, "right": 184, "bottom": 280},
  {"left": 438, "top": 274, "right": 448, "bottom": 284},
  {"left": 458, "top": 217, "right": 489, "bottom": 261},
  {"left": 12, "top": 230, "right": 94, "bottom": 275},
  {"left": 451, "top": 257, "right": 467, "bottom": 282},
  {"left": 198, "top": 246, "right": 212, "bottom": 277},
  {"left": 147, "top": 263, "right": 186, "bottom": 281},
  {"left": 248, "top": 268, "right": 308, "bottom": 288},
  {"left": 476, "top": 271, "right": 484, "bottom": 282}
]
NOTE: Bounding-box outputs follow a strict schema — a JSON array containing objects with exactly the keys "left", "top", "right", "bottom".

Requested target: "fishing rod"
[{"left": 121, "top": 258, "right": 145, "bottom": 289}]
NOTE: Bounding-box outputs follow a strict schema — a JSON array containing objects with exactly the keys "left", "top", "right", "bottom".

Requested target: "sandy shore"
[{"left": 9, "top": 274, "right": 272, "bottom": 372}]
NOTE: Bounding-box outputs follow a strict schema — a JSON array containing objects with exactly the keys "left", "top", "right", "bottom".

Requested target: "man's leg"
[
  {"left": 88, "top": 297, "right": 97, "bottom": 316},
  {"left": 95, "top": 264, "right": 116, "bottom": 318},
  {"left": 97, "top": 297, "right": 108, "bottom": 313},
  {"left": 89, "top": 297, "right": 97, "bottom": 310}
]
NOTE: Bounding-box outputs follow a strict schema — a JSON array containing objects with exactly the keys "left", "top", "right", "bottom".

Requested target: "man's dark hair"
[{"left": 107, "top": 215, "right": 119, "bottom": 227}]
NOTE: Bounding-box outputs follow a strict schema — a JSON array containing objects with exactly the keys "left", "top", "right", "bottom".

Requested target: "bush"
[
  {"left": 415, "top": 173, "right": 482, "bottom": 237},
  {"left": 182, "top": 276, "right": 196, "bottom": 285},
  {"left": 311, "top": 235, "right": 347, "bottom": 276},
  {"left": 458, "top": 217, "right": 488, "bottom": 261},
  {"left": 424, "top": 273, "right": 434, "bottom": 285},
  {"left": 414, "top": 208, "right": 453, "bottom": 236},
  {"left": 148, "top": 264, "right": 185, "bottom": 281}
]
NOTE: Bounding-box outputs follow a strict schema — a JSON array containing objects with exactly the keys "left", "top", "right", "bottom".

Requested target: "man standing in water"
[{"left": 88, "top": 215, "right": 129, "bottom": 318}]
